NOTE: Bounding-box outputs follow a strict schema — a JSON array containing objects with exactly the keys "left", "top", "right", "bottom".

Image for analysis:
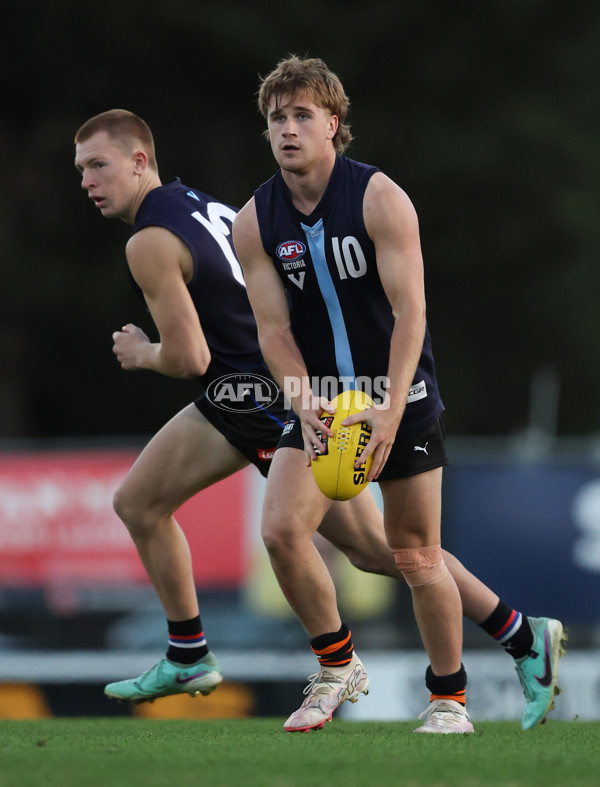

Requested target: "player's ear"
[
  {"left": 132, "top": 149, "right": 148, "bottom": 173},
  {"left": 327, "top": 114, "right": 339, "bottom": 140}
]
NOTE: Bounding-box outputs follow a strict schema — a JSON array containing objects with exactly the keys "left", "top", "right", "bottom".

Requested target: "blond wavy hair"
[{"left": 258, "top": 55, "right": 353, "bottom": 153}]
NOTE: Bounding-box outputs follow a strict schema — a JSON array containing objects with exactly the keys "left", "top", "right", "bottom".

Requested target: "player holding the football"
[
  {"left": 233, "top": 55, "right": 565, "bottom": 733},
  {"left": 74, "top": 108, "right": 564, "bottom": 732}
]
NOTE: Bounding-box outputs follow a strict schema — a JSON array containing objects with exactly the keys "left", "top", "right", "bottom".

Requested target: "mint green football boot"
[
  {"left": 515, "top": 617, "right": 567, "bottom": 729},
  {"left": 104, "top": 652, "right": 223, "bottom": 703}
]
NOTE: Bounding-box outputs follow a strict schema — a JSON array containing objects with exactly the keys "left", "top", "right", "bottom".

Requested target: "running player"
[
  {"left": 232, "top": 56, "right": 566, "bottom": 733},
  {"left": 74, "top": 109, "right": 564, "bottom": 730}
]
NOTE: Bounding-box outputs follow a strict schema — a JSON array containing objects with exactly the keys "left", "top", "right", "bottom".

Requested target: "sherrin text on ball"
[{"left": 311, "top": 390, "right": 374, "bottom": 500}]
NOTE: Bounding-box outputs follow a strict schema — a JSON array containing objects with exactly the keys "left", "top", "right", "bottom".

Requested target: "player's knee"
[
  {"left": 112, "top": 484, "right": 135, "bottom": 526},
  {"left": 112, "top": 484, "right": 153, "bottom": 537},
  {"left": 393, "top": 544, "right": 448, "bottom": 587},
  {"left": 261, "top": 516, "right": 307, "bottom": 560},
  {"left": 261, "top": 528, "right": 294, "bottom": 559}
]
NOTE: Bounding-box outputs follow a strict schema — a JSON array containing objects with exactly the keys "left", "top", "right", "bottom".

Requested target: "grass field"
[{"left": 0, "top": 718, "right": 599, "bottom": 787}]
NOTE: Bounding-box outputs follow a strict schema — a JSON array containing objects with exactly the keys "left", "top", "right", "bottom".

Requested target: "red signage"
[{"left": 0, "top": 449, "right": 248, "bottom": 588}]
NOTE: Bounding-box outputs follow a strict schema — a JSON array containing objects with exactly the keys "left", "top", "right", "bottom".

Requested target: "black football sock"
[
  {"left": 426, "top": 664, "right": 467, "bottom": 705},
  {"left": 479, "top": 600, "right": 534, "bottom": 660},
  {"left": 310, "top": 623, "right": 354, "bottom": 668},
  {"left": 166, "top": 615, "right": 209, "bottom": 664}
]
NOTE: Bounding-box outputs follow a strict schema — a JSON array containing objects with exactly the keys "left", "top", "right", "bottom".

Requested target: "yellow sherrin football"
[{"left": 311, "top": 390, "right": 374, "bottom": 500}]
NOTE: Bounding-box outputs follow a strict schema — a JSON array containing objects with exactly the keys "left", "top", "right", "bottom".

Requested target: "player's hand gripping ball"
[{"left": 311, "top": 390, "right": 374, "bottom": 500}]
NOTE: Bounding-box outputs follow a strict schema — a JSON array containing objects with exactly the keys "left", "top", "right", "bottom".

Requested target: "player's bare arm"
[
  {"left": 343, "top": 173, "right": 427, "bottom": 480},
  {"left": 112, "top": 226, "right": 211, "bottom": 378},
  {"left": 233, "top": 200, "right": 334, "bottom": 460}
]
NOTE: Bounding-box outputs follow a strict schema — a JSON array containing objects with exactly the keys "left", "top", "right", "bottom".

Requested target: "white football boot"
[
  {"left": 284, "top": 651, "right": 369, "bottom": 732},
  {"left": 414, "top": 699, "right": 474, "bottom": 734}
]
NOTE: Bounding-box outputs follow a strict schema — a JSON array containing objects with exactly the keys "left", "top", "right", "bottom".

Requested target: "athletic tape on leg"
[{"left": 393, "top": 544, "right": 448, "bottom": 587}]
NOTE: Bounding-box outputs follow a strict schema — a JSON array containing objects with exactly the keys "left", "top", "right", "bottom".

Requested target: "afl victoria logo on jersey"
[{"left": 276, "top": 240, "right": 307, "bottom": 262}]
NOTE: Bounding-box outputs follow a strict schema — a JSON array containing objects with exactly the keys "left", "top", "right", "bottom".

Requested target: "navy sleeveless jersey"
[
  {"left": 131, "top": 178, "right": 267, "bottom": 388},
  {"left": 254, "top": 155, "right": 444, "bottom": 436}
]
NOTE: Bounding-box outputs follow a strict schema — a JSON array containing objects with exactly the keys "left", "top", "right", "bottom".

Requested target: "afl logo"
[
  {"left": 206, "top": 373, "right": 281, "bottom": 413},
  {"left": 276, "top": 240, "right": 306, "bottom": 261}
]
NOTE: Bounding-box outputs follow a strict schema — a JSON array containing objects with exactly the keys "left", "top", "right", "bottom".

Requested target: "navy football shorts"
[
  {"left": 195, "top": 392, "right": 286, "bottom": 478},
  {"left": 277, "top": 413, "right": 449, "bottom": 481}
]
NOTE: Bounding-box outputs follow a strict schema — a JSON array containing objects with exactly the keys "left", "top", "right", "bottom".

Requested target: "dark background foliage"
[{"left": 2, "top": 0, "right": 598, "bottom": 440}]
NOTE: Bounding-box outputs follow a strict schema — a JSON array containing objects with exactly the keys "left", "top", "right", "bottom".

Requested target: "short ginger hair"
[{"left": 74, "top": 109, "right": 158, "bottom": 170}]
